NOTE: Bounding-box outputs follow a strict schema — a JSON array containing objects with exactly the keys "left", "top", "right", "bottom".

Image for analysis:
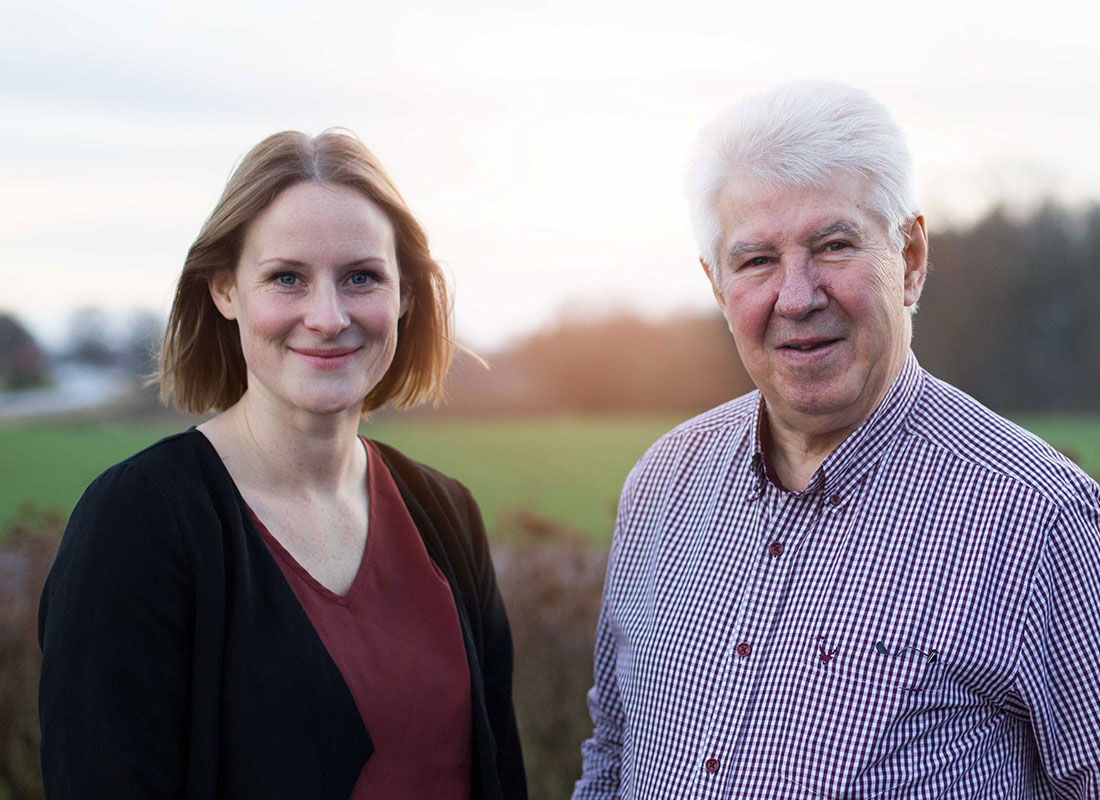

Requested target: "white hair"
[{"left": 686, "top": 81, "right": 920, "bottom": 274}]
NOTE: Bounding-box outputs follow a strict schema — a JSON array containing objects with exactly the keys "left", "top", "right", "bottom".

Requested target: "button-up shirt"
[{"left": 573, "top": 352, "right": 1100, "bottom": 799}]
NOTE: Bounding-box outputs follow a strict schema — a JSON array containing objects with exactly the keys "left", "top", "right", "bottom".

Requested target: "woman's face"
[{"left": 210, "top": 181, "right": 407, "bottom": 421}]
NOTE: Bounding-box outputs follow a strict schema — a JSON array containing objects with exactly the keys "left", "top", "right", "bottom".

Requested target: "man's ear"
[
  {"left": 208, "top": 272, "right": 238, "bottom": 321},
  {"left": 700, "top": 257, "right": 728, "bottom": 312},
  {"left": 902, "top": 215, "right": 928, "bottom": 308}
]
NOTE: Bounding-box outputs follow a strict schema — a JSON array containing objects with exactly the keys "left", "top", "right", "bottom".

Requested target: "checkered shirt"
[{"left": 573, "top": 351, "right": 1100, "bottom": 799}]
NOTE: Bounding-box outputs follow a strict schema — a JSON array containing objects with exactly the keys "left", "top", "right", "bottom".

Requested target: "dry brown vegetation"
[
  {"left": 0, "top": 506, "right": 604, "bottom": 800},
  {"left": 0, "top": 506, "right": 59, "bottom": 800}
]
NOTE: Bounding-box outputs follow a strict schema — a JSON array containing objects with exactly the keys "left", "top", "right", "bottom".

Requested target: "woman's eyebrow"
[{"left": 257, "top": 256, "right": 388, "bottom": 269}]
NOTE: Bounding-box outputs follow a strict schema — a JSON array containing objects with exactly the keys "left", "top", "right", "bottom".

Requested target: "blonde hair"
[{"left": 158, "top": 130, "right": 454, "bottom": 414}]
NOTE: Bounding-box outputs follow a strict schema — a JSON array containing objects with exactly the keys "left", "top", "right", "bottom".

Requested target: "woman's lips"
[{"left": 290, "top": 346, "right": 362, "bottom": 369}]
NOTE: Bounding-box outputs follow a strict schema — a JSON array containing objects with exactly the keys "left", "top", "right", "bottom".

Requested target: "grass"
[
  {"left": 1011, "top": 414, "right": 1100, "bottom": 477},
  {"left": 0, "top": 415, "right": 682, "bottom": 543},
  {"left": 2, "top": 412, "right": 1097, "bottom": 544},
  {"left": 0, "top": 423, "right": 182, "bottom": 534},
  {"left": 367, "top": 415, "right": 682, "bottom": 539}
]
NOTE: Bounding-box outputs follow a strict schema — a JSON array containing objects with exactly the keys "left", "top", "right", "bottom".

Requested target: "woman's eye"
[
  {"left": 274, "top": 273, "right": 299, "bottom": 286},
  {"left": 348, "top": 271, "right": 377, "bottom": 287}
]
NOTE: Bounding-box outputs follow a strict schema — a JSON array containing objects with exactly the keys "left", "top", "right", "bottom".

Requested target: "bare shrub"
[
  {"left": 492, "top": 508, "right": 608, "bottom": 800},
  {"left": 3, "top": 502, "right": 607, "bottom": 800},
  {"left": 0, "top": 505, "right": 62, "bottom": 800}
]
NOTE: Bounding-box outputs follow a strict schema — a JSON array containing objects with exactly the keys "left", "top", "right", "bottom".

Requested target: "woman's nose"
[{"left": 303, "top": 283, "right": 350, "bottom": 338}]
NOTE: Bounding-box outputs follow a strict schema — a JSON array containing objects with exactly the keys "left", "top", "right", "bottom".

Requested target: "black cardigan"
[{"left": 38, "top": 429, "right": 527, "bottom": 799}]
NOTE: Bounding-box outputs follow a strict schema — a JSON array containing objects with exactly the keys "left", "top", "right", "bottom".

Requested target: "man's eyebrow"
[
  {"left": 809, "top": 221, "right": 864, "bottom": 242},
  {"left": 725, "top": 241, "right": 771, "bottom": 267},
  {"left": 724, "top": 221, "right": 867, "bottom": 266}
]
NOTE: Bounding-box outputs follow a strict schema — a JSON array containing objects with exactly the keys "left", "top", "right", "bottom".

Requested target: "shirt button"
[
  {"left": 736, "top": 642, "right": 751, "bottom": 658},
  {"left": 705, "top": 757, "right": 720, "bottom": 773},
  {"left": 768, "top": 541, "right": 783, "bottom": 557},
  {"left": 829, "top": 492, "right": 842, "bottom": 506}
]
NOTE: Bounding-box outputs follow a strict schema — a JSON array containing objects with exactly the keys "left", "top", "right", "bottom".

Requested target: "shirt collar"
[{"left": 750, "top": 350, "right": 925, "bottom": 503}]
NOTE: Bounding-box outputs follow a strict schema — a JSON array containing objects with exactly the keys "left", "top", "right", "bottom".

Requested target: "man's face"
[{"left": 705, "top": 172, "right": 926, "bottom": 442}]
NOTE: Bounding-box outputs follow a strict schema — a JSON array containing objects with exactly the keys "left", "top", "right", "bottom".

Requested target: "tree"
[
  {"left": 64, "top": 307, "right": 116, "bottom": 367},
  {"left": 0, "top": 313, "right": 49, "bottom": 391}
]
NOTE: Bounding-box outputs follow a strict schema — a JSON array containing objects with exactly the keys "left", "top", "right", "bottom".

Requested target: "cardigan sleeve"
[
  {"left": 39, "top": 462, "right": 195, "bottom": 799},
  {"left": 460, "top": 484, "right": 527, "bottom": 799}
]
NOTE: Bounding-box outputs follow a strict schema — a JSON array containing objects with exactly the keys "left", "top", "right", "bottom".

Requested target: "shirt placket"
[{"left": 693, "top": 482, "right": 821, "bottom": 796}]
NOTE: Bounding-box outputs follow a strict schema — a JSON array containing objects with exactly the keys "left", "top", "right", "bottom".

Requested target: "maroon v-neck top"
[{"left": 250, "top": 439, "right": 473, "bottom": 799}]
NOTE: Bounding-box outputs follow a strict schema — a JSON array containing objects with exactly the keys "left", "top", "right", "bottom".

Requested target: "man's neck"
[
  {"left": 761, "top": 416, "right": 855, "bottom": 492},
  {"left": 758, "top": 352, "right": 910, "bottom": 492}
]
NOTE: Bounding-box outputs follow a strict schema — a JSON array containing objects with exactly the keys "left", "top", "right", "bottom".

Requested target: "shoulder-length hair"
[{"left": 158, "top": 129, "right": 454, "bottom": 415}]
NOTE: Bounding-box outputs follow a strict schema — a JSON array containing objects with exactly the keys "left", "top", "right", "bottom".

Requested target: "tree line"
[
  {"left": 3, "top": 199, "right": 1097, "bottom": 414},
  {"left": 441, "top": 200, "right": 1100, "bottom": 415},
  {"left": 915, "top": 202, "right": 1100, "bottom": 412}
]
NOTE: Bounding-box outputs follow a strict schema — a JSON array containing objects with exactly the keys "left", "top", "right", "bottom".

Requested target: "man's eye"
[
  {"left": 743, "top": 256, "right": 771, "bottom": 268},
  {"left": 824, "top": 241, "right": 850, "bottom": 252}
]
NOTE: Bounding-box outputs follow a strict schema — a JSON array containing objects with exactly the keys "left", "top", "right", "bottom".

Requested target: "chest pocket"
[{"left": 778, "top": 638, "right": 945, "bottom": 799}]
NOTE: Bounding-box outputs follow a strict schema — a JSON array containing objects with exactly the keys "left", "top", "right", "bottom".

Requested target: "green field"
[
  {"left": 2, "top": 413, "right": 1098, "bottom": 544},
  {"left": 0, "top": 415, "right": 681, "bottom": 542}
]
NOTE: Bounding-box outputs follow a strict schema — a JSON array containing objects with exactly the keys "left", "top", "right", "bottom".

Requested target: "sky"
[{"left": 3, "top": 0, "right": 1099, "bottom": 351}]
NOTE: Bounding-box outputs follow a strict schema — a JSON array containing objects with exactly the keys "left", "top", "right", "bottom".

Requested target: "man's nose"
[
  {"left": 303, "top": 283, "right": 350, "bottom": 338},
  {"left": 775, "top": 256, "right": 828, "bottom": 319}
]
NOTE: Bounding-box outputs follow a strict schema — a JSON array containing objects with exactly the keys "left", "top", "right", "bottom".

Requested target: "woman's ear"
[
  {"left": 208, "top": 272, "right": 238, "bottom": 321},
  {"left": 399, "top": 290, "right": 412, "bottom": 319}
]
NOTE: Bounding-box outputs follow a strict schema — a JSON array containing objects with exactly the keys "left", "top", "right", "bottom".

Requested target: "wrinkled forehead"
[{"left": 716, "top": 171, "right": 886, "bottom": 259}]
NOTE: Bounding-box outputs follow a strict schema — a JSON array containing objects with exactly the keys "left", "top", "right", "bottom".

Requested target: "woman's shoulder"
[
  {"left": 367, "top": 439, "right": 487, "bottom": 556},
  {"left": 52, "top": 430, "right": 233, "bottom": 586},
  {"left": 85, "top": 428, "right": 224, "bottom": 499},
  {"left": 70, "top": 428, "right": 236, "bottom": 541},
  {"left": 369, "top": 439, "right": 473, "bottom": 504}
]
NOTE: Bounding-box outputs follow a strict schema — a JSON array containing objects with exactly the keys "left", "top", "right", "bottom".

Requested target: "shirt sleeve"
[
  {"left": 38, "top": 464, "right": 194, "bottom": 799},
  {"left": 1016, "top": 496, "right": 1100, "bottom": 799},
  {"left": 572, "top": 590, "right": 626, "bottom": 799},
  {"left": 572, "top": 475, "right": 636, "bottom": 800}
]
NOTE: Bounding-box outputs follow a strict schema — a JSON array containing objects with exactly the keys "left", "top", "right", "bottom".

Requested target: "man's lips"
[{"left": 778, "top": 337, "right": 842, "bottom": 352}]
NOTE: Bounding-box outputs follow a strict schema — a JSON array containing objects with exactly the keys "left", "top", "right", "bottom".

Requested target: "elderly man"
[{"left": 573, "top": 82, "right": 1100, "bottom": 799}]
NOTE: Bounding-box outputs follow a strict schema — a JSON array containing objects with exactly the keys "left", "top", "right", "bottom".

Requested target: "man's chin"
[{"left": 766, "top": 384, "right": 869, "bottom": 434}]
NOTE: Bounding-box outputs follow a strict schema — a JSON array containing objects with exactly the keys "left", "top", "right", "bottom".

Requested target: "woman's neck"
[{"left": 199, "top": 392, "right": 366, "bottom": 497}]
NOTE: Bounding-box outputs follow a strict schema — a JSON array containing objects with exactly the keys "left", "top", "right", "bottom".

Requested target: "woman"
[{"left": 38, "top": 131, "right": 526, "bottom": 799}]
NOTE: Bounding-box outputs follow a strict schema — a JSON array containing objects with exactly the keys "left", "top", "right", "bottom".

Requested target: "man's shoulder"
[
  {"left": 653, "top": 391, "right": 757, "bottom": 448},
  {"left": 627, "top": 391, "right": 759, "bottom": 481},
  {"left": 908, "top": 374, "right": 1098, "bottom": 507}
]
